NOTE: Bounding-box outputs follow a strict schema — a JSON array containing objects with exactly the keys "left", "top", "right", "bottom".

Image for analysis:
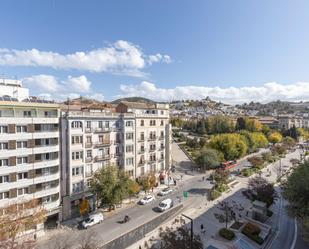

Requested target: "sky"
[{"left": 1, "top": 0, "right": 309, "bottom": 104}]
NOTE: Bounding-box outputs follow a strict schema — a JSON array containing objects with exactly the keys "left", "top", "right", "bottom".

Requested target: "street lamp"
[{"left": 181, "top": 213, "right": 193, "bottom": 249}]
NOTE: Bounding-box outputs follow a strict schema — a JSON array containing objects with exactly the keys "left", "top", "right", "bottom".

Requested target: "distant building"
[{"left": 258, "top": 116, "right": 279, "bottom": 129}]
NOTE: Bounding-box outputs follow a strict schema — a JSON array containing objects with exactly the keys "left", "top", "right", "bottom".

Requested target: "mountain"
[{"left": 111, "top": 97, "right": 155, "bottom": 104}]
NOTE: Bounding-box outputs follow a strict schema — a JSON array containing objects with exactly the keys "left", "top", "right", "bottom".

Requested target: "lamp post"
[{"left": 181, "top": 214, "right": 193, "bottom": 249}]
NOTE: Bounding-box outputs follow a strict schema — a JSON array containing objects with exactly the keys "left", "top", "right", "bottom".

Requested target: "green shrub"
[
  {"left": 267, "top": 209, "right": 273, "bottom": 217},
  {"left": 210, "top": 189, "right": 221, "bottom": 200},
  {"left": 216, "top": 184, "right": 229, "bottom": 193},
  {"left": 242, "top": 222, "right": 264, "bottom": 245},
  {"left": 219, "top": 228, "right": 235, "bottom": 240}
]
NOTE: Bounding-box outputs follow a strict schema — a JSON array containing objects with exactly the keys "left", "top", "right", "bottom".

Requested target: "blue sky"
[{"left": 1, "top": 0, "right": 309, "bottom": 104}]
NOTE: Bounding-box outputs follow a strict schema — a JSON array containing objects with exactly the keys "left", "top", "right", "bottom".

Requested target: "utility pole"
[{"left": 182, "top": 214, "right": 193, "bottom": 249}]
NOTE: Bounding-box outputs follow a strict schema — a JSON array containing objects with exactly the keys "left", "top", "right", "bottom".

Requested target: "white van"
[
  {"left": 81, "top": 213, "right": 104, "bottom": 228},
  {"left": 158, "top": 198, "right": 173, "bottom": 212}
]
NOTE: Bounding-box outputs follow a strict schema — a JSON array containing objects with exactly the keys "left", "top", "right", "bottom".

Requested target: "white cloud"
[
  {"left": 0, "top": 41, "right": 171, "bottom": 76},
  {"left": 23, "top": 74, "right": 99, "bottom": 101},
  {"left": 116, "top": 81, "right": 309, "bottom": 104}
]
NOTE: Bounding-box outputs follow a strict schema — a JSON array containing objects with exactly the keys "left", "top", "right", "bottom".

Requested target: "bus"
[{"left": 221, "top": 160, "right": 238, "bottom": 170}]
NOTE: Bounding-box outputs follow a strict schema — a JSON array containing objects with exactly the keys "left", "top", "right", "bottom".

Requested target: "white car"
[
  {"left": 81, "top": 213, "right": 104, "bottom": 229},
  {"left": 158, "top": 198, "right": 173, "bottom": 212},
  {"left": 139, "top": 195, "right": 155, "bottom": 205},
  {"left": 158, "top": 188, "right": 173, "bottom": 196}
]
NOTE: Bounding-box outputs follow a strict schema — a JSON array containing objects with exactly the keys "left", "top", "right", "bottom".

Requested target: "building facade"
[
  {"left": 61, "top": 102, "right": 171, "bottom": 220},
  {"left": 0, "top": 80, "right": 61, "bottom": 229}
]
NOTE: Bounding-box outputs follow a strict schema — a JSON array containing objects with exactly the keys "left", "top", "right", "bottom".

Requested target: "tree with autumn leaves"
[{"left": 0, "top": 199, "right": 47, "bottom": 249}]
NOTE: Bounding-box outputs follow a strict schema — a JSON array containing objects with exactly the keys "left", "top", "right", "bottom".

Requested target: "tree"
[
  {"left": 79, "top": 198, "right": 90, "bottom": 218},
  {"left": 128, "top": 180, "right": 140, "bottom": 198},
  {"left": 195, "top": 148, "right": 223, "bottom": 171},
  {"left": 245, "top": 118, "right": 262, "bottom": 132},
  {"left": 214, "top": 200, "right": 243, "bottom": 229},
  {"left": 145, "top": 218, "right": 203, "bottom": 249},
  {"left": 268, "top": 132, "right": 283, "bottom": 144},
  {"left": 248, "top": 176, "right": 275, "bottom": 206},
  {"left": 207, "top": 115, "right": 235, "bottom": 134},
  {"left": 282, "top": 136, "right": 296, "bottom": 149},
  {"left": 236, "top": 117, "right": 246, "bottom": 131},
  {"left": 240, "top": 131, "right": 268, "bottom": 153},
  {"left": 210, "top": 133, "right": 248, "bottom": 160},
  {"left": 140, "top": 177, "right": 151, "bottom": 194},
  {"left": 0, "top": 199, "right": 47, "bottom": 249},
  {"left": 90, "top": 165, "right": 131, "bottom": 209},
  {"left": 247, "top": 156, "right": 264, "bottom": 168},
  {"left": 148, "top": 174, "right": 157, "bottom": 191},
  {"left": 213, "top": 168, "right": 229, "bottom": 188},
  {"left": 271, "top": 144, "right": 287, "bottom": 156},
  {"left": 198, "top": 137, "right": 207, "bottom": 148}
]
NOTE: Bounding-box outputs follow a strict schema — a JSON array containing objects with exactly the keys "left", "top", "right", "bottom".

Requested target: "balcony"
[
  {"left": 138, "top": 138, "right": 145, "bottom": 142},
  {"left": 138, "top": 150, "right": 145, "bottom": 154},
  {"left": 159, "top": 136, "right": 164, "bottom": 140},
  {"left": 94, "top": 127, "right": 111, "bottom": 133},
  {"left": 94, "top": 155, "right": 110, "bottom": 162},
  {"left": 138, "top": 160, "right": 146, "bottom": 166},
  {"left": 149, "top": 148, "right": 156, "bottom": 152},
  {"left": 94, "top": 140, "right": 110, "bottom": 148},
  {"left": 85, "top": 127, "right": 92, "bottom": 133},
  {"left": 85, "top": 157, "right": 92, "bottom": 163},
  {"left": 149, "top": 158, "right": 157, "bottom": 163},
  {"left": 158, "top": 146, "right": 165, "bottom": 151},
  {"left": 148, "top": 137, "right": 156, "bottom": 141},
  {"left": 85, "top": 142, "right": 92, "bottom": 148}
]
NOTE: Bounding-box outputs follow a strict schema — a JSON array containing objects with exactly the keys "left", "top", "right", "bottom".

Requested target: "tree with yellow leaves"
[{"left": 0, "top": 199, "right": 47, "bottom": 249}]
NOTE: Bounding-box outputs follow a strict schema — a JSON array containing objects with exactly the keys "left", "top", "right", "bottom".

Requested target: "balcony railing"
[
  {"left": 138, "top": 150, "right": 145, "bottom": 154},
  {"left": 85, "top": 127, "right": 92, "bottom": 133},
  {"left": 94, "top": 127, "right": 111, "bottom": 133},
  {"left": 158, "top": 146, "right": 165, "bottom": 151},
  {"left": 148, "top": 137, "right": 156, "bottom": 141},
  {"left": 94, "top": 140, "right": 110, "bottom": 148},
  {"left": 138, "top": 138, "right": 145, "bottom": 142},
  {"left": 94, "top": 155, "right": 110, "bottom": 162},
  {"left": 159, "top": 136, "right": 164, "bottom": 140},
  {"left": 149, "top": 148, "right": 156, "bottom": 152},
  {"left": 138, "top": 160, "right": 146, "bottom": 166},
  {"left": 85, "top": 142, "right": 92, "bottom": 148},
  {"left": 85, "top": 157, "right": 92, "bottom": 163}
]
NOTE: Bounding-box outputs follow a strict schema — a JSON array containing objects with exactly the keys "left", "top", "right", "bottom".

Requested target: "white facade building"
[
  {"left": 0, "top": 95, "right": 61, "bottom": 229},
  {"left": 0, "top": 79, "right": 29, "bottom": 101}
]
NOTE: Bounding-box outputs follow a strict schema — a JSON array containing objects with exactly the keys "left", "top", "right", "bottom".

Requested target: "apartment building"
[
  {"left": 60, "top": 108, "right": 135, "bottom": 220},
  {"left": 61, "top": 102, "right": 171, "bottom": 220},
  {"left": 278, "top": 115, "right": 303, "bottom": 129},
  {"left": 116, "top": 101, "right": 171, "bottom": 178},
  {"left": 0, "top": 80, "right": 61, "bottom": 229}
]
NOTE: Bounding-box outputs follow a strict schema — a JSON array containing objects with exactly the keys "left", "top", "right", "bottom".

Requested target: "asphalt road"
[{"left": 37, "top": 145, "right": 308, "bottom": 249}]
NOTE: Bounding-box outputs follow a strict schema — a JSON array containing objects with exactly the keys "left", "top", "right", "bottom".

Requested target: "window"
[
  {"left": 126, "top": 158, "right": 134, "bottom": 166},
  {"left": 126, "top": 121, "right": 133, "bottom": 127},
  {"left": 160, "top": 120, "right": 164, "bottom": 126},
  {"left": 150, "top": 144, "right": 156, "bottom": 151},
  {"left": 42, "top": 196, "right": 52, "bottom": 204},
  {"left": 18, "top": 188, "right": 29, "bottom": 196},
  {"left": 17, "top": 141, "right": 27, "bottom": 148},
  {"left": 72, "top": 181, "right": 84, "bottom": 193},
  {"left": 71, "top": 121, "right": 82, "bottom": 128},
  {"left": 161, "top": 110, "right": 164, "bottom": 115},
  {"left": 161, "top": 152, "right": 164, "bottom": 159},
  {"left": 99, "top": 135, "right": 103, "bottom": 142},
  {"left": 105, "top": 121, "right": 110, "bottom": 128},
  {"left": 0, "top": 175, "right": 9, "bottom": 183},
  {"left": 126, "top": 145, "right": 134, "bottom": 153},
  {"left": 140, "top": 120, "right": 144, "bottom": 126},
  {"left": 126, "top": 133, "right": 134, "bottom": 140},
  {"left": 0, "top": 191, "right": 9, "bottom": 199},
  {"left": 72, "top": 136, "right": 83, "bottom": 144},
  {"left": 18, "top": 172, "right": 28, "bottom": 180},
  {"left": 127, "top": 170, "right": 134, "bottom": 177},
  {"left": 0, "top": 159, "right": 8, "bottom": 167},
  {"left": 86, "top": 164, "right": 93, "bottom": 176},
  {"left": 72, "top": 166, "right": 84, "bottom": 176},
  {"left": 160, "top": 131, "right": 164, "bottom": 138},
  {"left": 150, "top": 120, "right": 156, "bottom": 126},
  {"left": 72, "top": 151, "right": 83, "bottom": 160},
  {"left": 86, "top": 121, "right": 91, "bottom": 128},
  {"left": 17, "top": 157, "right": 28, "bottom": 165},
  {"left": 86, "top": 150, "right": 92, "bottom": 158},
  {"left": 160, "top": 143, "right": 164, "bottom": 149},
  {"left": 0, "top": 126, "right": 8, "bottom": 133},
  {"left": 0, "top": 142, "right": 8, "bottom": 150},
  {"left": 98, "top": 121, "right": 103, "bottom": 128},
  {"left": 17, "top": 126, "right": 27, "bottom": 133},
  {"left": 86, "top": 136, "right": 92, "bottom": 143},
  {"left": 23, "top": 111, "right": 31, "bottom": 117}
]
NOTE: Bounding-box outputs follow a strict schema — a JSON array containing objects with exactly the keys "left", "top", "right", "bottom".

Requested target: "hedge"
[
  {"left": 210, "top": 189, "right": 221, "bottom": 200},
  {"left": 242, "top": 222, "right": 264, "bottom": 245},
  {"left": 219, "top": 228, "right": 235, "bottom": 240}
]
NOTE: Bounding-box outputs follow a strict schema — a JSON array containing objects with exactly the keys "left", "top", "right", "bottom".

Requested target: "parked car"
[
  {"left": 139, "top": 195, "right": 155, "bottom": 205},
  {"left": 158, "top": 198, "right": 173, "bottom": 212},
  {"left": 158, "top": 188, "right": 173, "bottom": 196},
  {"left": 81, "top": 213, "right": 103, "bottom": 229}
]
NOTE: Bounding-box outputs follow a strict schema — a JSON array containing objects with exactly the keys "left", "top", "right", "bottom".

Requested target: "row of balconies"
[
  {"left": 84, "top": 127, "right": 112, "bottom": 133},
  {"left": 138, "top": 136, "right": 165, "bottom": 142},
  {"left": 138, "top": 158, "right": 164, "bottom": 166},
  {"left": 0, "top": 138, "right": 58, "bottom": 150}
]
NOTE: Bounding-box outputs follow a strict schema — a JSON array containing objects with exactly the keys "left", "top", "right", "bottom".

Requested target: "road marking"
[{"left": 290, "top": 218, "right": 298, "bottom": 249}]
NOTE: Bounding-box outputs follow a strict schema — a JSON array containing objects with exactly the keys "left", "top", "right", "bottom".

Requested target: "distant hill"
[
  {"left": 236, "top": 100, "right": 309, "bottom": 115},
  {"left": 111, "top": 96, "right": 155, "bottom": 104},
  {"left": 62, "top": 97, "right": 107, "bottom": 105}
]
